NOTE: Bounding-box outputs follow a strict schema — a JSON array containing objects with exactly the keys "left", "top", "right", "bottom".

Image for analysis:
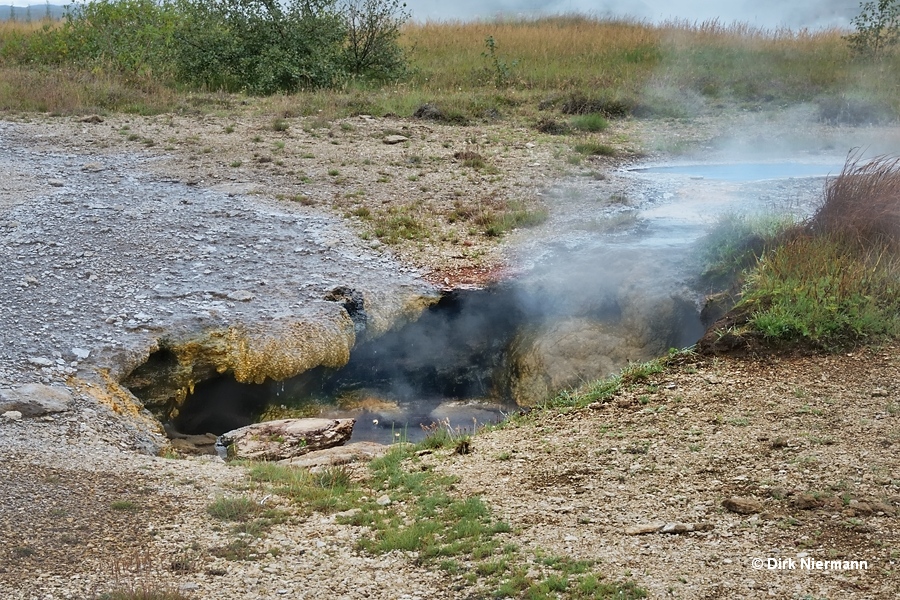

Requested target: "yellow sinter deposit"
[{"left": 224, "top": 313, "right": 356, "bottom": 384}]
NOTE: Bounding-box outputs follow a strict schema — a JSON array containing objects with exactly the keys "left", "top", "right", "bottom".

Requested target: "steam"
[{"left": 406, "top": 0, "right": 859, "bottom": 29}]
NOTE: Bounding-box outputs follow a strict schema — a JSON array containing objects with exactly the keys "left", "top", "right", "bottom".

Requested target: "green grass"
[
  {"left": 542, "top": 348, "right": 695, "bottom": 412},
  {"left": 571, "top": 113, "right": 609, "bottom": 132},
  {"left": 206, "top": 496, "right": 259, "bottom": 522},
  {"left": 740, "top": 235, "right": 900, "bottom": 346},
  {"left": 698, "top": 212, "right": 796, "bottom": 286},
  {"left": 94, "top": 589, "right": 190, "bottom": 600},
  {"left": 247, "top": 463, "right": 359, "bottom": 515},
  {"left": 573, "top": 142, "right": 616, "bottom": 157},
  {"left": 1, "top": 17, "right": 898, "bottom": 121},
  {"left": 721, "top": 157, "right": 900, "bottom": 349},
  {"left": 236, "top": 435, "right": 644, "bottom": 598},
  {"left": 477, "top": 200, "right": 549, "bottom": 237},
  {"left": 371, "top": 205, "right": 428, "bottom": 244}
]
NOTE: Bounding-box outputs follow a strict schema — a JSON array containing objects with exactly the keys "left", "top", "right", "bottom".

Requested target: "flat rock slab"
[
  {"left": 722, "top": 496, "right": 763, "bottom": 515},
  {"left": 625, "top": 522, "right": 713, "bottom": 535},
  {"left": 220, "top": 418, "right": 355, "bottom": 461},
  {"left": 0, "top": 383, "right": 73, "bottom": 417},
  {"left": 278, "top": 441, "right": 390, "bottom": 469}
]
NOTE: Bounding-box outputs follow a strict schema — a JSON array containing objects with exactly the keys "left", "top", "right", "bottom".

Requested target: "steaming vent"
[{"left": 126, "top": 157, "right": 846, "bottom": 445}]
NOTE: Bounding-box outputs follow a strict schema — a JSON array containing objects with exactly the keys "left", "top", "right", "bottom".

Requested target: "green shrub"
[
  {"left": 845, "top": 0, "right": 900, "bottom": 57},
  {"left": 698, "top": 212, "right": 796, "bottom": 286},
  {"left": 207, "top": 496, "right": 259, "bottom": 522},
  {"left": 573, "top": 142, "right": 616, "bottom": 156},
  {"left": 94, "top": 588, "right": 189, "bottom": 600},
  {"left": 341, "top": 0, "right": 410, "bottom": 81},
  {"left": 170, "top": 0, "right": 347, "bottom": 94},
  {"left": 741, "top": 235, "right": 900, "bottom": 345},
  {"left": 52, "top": 0, "right": 178, "bottom": 77},
  {"left": 10, "top": 0, "right": 410, "bottom": 94}
]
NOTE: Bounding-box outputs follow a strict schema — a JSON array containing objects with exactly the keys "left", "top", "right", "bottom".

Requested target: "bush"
[
  {"left": 341, "top": 0, "right": 410, "bottom": 81},
  {"left": 845, "top": 0, "right": 900, "bottom": 57},
  {"left": 171, "top": 0, "right": 347, "bottom": 94},
  {"left": 14, "top": 0, "right": 410, "bottom": 94},
  {"left": 742, "top": 235, "right": 900, "bottom": 345},
  {"left": 53, "top": 0, "right": 178, "bottom": 77},
  {"left": 570, "top": 112, "right": 609, "bottom": 132}
]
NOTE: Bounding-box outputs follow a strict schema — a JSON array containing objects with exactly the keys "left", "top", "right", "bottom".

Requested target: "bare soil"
[{"left": 1, "top": 106, "right": 899, "bottom": 599}]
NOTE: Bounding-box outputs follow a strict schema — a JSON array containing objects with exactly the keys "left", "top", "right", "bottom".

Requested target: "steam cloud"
[{"left": 406, "top": 0, "right": 860, "bottom": 29}]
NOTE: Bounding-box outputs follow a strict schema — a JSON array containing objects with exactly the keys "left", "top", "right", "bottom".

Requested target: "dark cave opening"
[{"left": 141, "top": 280, "right": 704, "bottom": 442}]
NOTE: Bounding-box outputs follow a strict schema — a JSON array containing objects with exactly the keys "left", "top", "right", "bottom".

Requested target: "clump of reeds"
[{"left": 809, "top": 154, "right": 900, "bottom": 249}]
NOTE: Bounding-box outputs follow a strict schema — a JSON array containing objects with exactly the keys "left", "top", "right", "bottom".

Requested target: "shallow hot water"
[{"left": 631, "top": 161, "right": 845, "bottom": 182}]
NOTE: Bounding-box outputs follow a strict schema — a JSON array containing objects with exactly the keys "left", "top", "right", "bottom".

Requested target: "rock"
[
  {"left": 0, "top": 384, "right": 74, "bottom": 417},
  {"left": 382, "top": 135, "right": 408, "bottom": 145},
  {"left": 376, "top": 494, "right": 392, "bottom": 506},
  {"left": 72, "top": 348, "right": 91, "bottom": 360},
  {"left": 871, "top": 500, "right": 896, "bottom": 516},
  {"left": 722, "top": 496, "right": 763, "bottom": 515},
  {"left": 278, "top": 441, "right": 389, "bottom": 468},
  {"left": 2, "top": 410, "right": 23, "bottom": 421},
  {"left": 660, "top": 522, "right": 714, "bottom": 534},
  {"left": 428, "top": 401, "right": 505, "bottom": 430},
  {"left": 794, "top": 493, "right": 824, "bottom": 510},
  {"left": 220, "top": 418, "right": 355, "bottom": 461},
  {"left": 502, "top": 318, "right": 651, "bottom": 407},
  {"left": 626, "top": 522, "right": 712, "bottom": 535},
  {"left": 848, "top": 500, "right": 874, "bottom": 516},
  {"left": 625, "top": 522, "right": 666, "bottom": 535},
  {"left": 27, "top": 357, "right": 53, "bottom": 367},
  {"left": 226, "top": 289, "right": 255, "bottom": 302},
  {"left": 167, "top": 433, "right": 220, "bottom": 456}
]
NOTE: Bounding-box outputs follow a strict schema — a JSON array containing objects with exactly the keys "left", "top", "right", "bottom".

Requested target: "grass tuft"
[
  {"left": 573, "top": 142, "right": 616, "bottom": 157},
  {"left": 731, "top": 155, "right": 900, "bottom": 348},
  {"left": 571, "top": 113, "right": 609, "bottom": 132},
  {"left": 206, "top": 496, "right": 259, "bottom": 522}
]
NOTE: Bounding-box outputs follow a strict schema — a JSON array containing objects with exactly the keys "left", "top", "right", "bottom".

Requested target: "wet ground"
[{"left": 168, "top": 156, "right": 852, "bottom": 444}]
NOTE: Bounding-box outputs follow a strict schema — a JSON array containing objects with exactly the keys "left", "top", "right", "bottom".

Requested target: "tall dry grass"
[
  {"left": 811, "top": 155, "right": 900, "bottom": 247},
  {"left": 0, "top": 14, "right": 897, "bottom": 119},
  {"left": 0, "top": 67, "right": 179, "bottom": 115},
  {"left": 401, "top": 17, "right": 661, "bottom": 92}
]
